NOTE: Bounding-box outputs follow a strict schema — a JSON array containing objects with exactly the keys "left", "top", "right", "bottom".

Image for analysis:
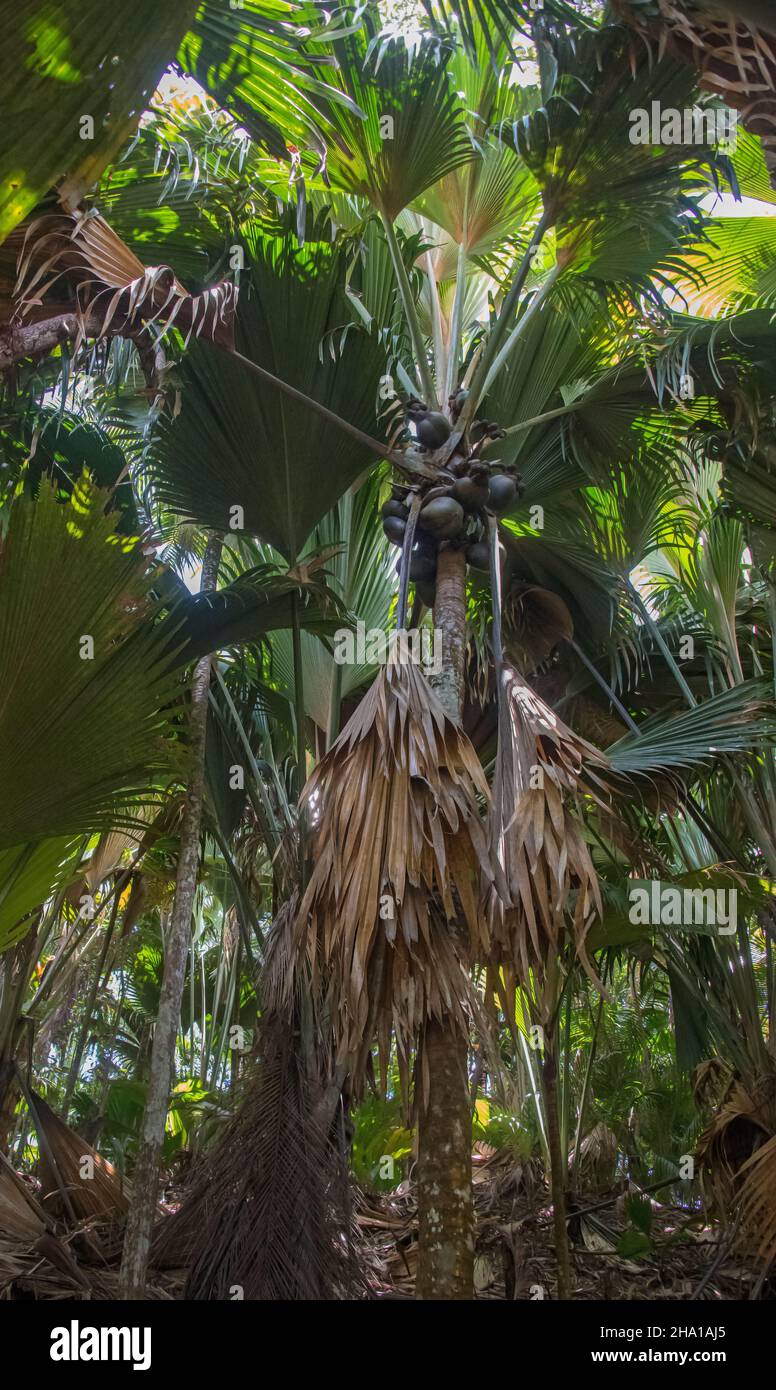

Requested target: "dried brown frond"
[
  {"left": 692, "top": 1056, "right": 731, "bottom": 1108},
  {"left": 465, "top": 584, "right": 574, "bottom": 712},
  {"left": 63, "top": 828, "right": 139, "bottom": 910},
  {"left": 26, "top": 1088, "right": 130, "bottom": 1223},
  {"left": 737, "top": 1133, "right": 776, "bottom": 1267},
  {"left": 615, "top": 1, "right": 776, "bottom": 181},
  {"left": 13, "top": 210, "right": 237, "bottom": 355},
  {"left": 697, "top": 1071, "right": 776, "bottom": 1267},
  {"left": 0, "top": 1158, "right": 45, "bottom": 1240},
  {"left": 560, "top": 694, "right": 630, "bottom": 751},
  {"left": 0, "top": 1161, "right": 91, "bottom": 1292},
  {"left": 290, "top": 659, "right": 501, "bottom": 1082},
  {"left": 154, "top": 1006, "right": 360, "bottom": 1301},
  {"left": 485, "top": 665, "right": 611, "bottom": 986},
  {"left": 503, "top": 584, "right": 574, "bottom": 674},
  {"left": 572, "top": 1122, "right": 619, "bottom": 1195}
]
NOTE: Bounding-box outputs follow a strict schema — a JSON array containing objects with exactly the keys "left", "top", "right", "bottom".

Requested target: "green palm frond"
[
  {"left": 265, "top": 470, "right": 396, "bottom": 731},
  {"left": 161, "top": 561, "right": 349, "bottom": 667},
  {"left": 323, "top": 23, "right": 474, "bottom": 220},
  {"left": 178, "top": 0, "right": 365, "bottom": 161},
  {"left": 0, "top": 475, "right": 181, "bottom": 849},
  {"left": 150, "top": 231, "right": 387, "bottom": 560},
  {"left": 0, "top": 837, "right": 78, "bottom": 954},
  {"left": 0, "top": 0, "right": 196, "bottom": 242},
  {"left": 493, "top": 23, "right": 728, "bottom": 238},
  {"left": 607, "top": 679, "right": 776, "bottom": 775},
  {"left": 420, "top": 0, "right": 589, "bottom": 56},
  {"left": 673, "top": 217, "right": 776, "bottom": 315}
]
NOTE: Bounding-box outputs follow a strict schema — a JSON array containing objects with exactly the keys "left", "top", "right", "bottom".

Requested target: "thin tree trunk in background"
[
  {"left": 0, "top": 918, "right": 42, "bottom": 1150},
  {"left": 120, "top": 535, "right": 222, "bottom": 1298},
  {"left": 416, "top": 544, "right": 474, "bottom": 1300},
  {"left": 542, "top": 1037, "right": 572, "bottom": 1299},
  {"left": 63, "top": 884, "right": 123, "bottom": 1112}
]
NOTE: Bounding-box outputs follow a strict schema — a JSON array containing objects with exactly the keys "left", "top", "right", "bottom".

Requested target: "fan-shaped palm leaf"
[
  {"left": 0, "top": 0, "right": 197, "bottom": 241},
  {"left": 0, "top": 475, "right": 180, "bottom": 850},
  {"left": 151, "top": 232, "right": 387, "bottom": 559}
]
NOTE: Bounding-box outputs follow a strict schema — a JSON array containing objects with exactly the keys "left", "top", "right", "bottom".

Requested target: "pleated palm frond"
[
  {"left": 420, "top": 0, "right": 586, "bottom": 57},
  {"left": 161, "top": 558, "right": 349, "bottom": 668},
  {"left": 26, "top": 1088, "right": 131, "bottom": 1222},
  {"left": 0, "top": 0, "right": 197, "bottom": 241},
  {"left": 290, "top": 658, "right": 500, "bottom": 1081},
  {"left": 0, "top": 475, "right": 181, "bottom": 855},
  {"left": 486, "top": 665, "right": 611, "bottom": 984},
  {"left": 606, "top": 680, "right": 776, "bottom": 778},
  {"left": 0, "top": 837, "right": 79, "bottom": 955},
  {"left": 737, "top": 1132, "right": 776, "bottom": 1269},
  {"left": 322, "top": 23, "right": 474, "bottom": 220},
  {"left": 13, "top": 209, "right": 237, "bottom": 352},
  {"left": 178, "top": 0, "right": 368, "bottom": 164},
  {"left": 0, "top": 1159, "right": 45, "bottom": 1240},
  {"left": 151, "top": 233, "right": 386, "bottom": 561}
]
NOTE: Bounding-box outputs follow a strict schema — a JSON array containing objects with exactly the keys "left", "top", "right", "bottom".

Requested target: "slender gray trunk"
[
  {"left": 63, "top": 884, "right": 123, "bottom": 1111},
  {"left": 0, "top": 919, "right": 41, "bottom": 1150},
  {"left": 120, "top": 536, "right": 222, "bottom": 1298},
  {"left": 542, "top": 1038, "right": 572, "bottom": 1299},
  {"left": 416, "top": 544, "right": 474, "bottom": 1299}
]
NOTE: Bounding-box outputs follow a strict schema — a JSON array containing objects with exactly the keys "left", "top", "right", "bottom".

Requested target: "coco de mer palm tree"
[{"left": 3, "top": 0, "right": 776, "bottom": 1302}]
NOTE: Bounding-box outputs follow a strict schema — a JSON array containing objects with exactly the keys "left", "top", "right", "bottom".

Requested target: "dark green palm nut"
[
  {"left": 381, "top": 498, "right": 410, "bottom": 521},
  {"left": 452, "top": 476, "right": 490, "bottom": 511},
  {"left": 383, "top": 515, "right": 407, "bottom": 545},
  {"left": 416, "top": 578, "right": 437, "bottom": 608},
  {"left": 409, "top": 551, "right": 437, "bottom": 582},
  {"left": 487, "top": 474, "right": 517, "bottom": 513},
  {"left": 418, "top": 496, "right": 465, "bottom": 540},
  {"left": 466, "top": 541, "right": 490, "bottom": 571}
]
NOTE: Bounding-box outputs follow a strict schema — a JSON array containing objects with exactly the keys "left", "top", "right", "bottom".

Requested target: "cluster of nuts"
[{"left": 382, "top": 461, "right": 521, "bottom": 608}]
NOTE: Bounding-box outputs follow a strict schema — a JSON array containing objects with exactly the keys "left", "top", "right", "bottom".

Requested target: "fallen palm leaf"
[
  {"left": 697, "top": 1072, "right": 776, "bottom": 1267},
  {"left": 26, "top": 1088, "right": 130, "bottom": 1223},
  {"left": 572, "top": 1122, "right": 620, "bottom": 1195},
  {"left": 0, "top": 1157, "right": 91, "bottom": 1290},
  {"left": 0, "top": 1158, "right": 45, "bottom": 1240},
  {"left": 737, "top": 1131, "right": 776, "bottom": 1268}
]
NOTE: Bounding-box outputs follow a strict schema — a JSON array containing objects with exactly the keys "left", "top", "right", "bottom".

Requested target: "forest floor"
[
  {"left": 0, "top": 1144, "right": 769, "bottom": 1300},
  {"left": 359, "top": 1149, "right": 770, "bottom": 1301}
]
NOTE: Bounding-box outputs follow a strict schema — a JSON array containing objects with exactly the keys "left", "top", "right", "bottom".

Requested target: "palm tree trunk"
[
  {"left": 416, "top": 544, "right": 474, "bottom": 1300},
  {"left": 119, "top": 535, "right": 222, "bottom": 1298}
]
